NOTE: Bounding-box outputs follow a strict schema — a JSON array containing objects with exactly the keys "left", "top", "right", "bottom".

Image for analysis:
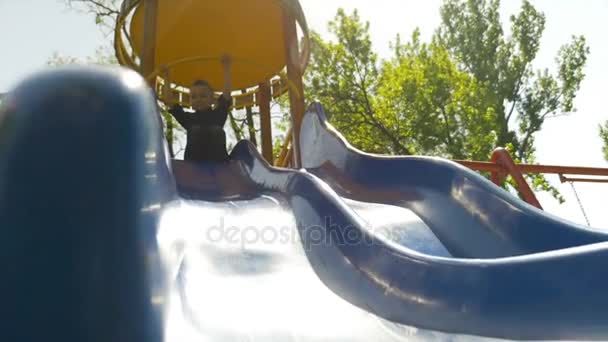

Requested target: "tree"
[
  {"left": 435, "top": 0, "right": 589, "bottom": 200},
  {"left": 47, "top": 46, "right": 118, "bottom": 66},
  {"left": 437, "top": 0, "right": 589, "bottom": 161},
  {"left": 601, "top": 121, "right": 608, "bottom": 161},
  {"left": 379, "top": 32, "right": 499, "bottom": 160},
  {"left": 305, "top": 10, "right": 414, "bottom": 155},
  {"left": 61, "top": 0, "right": 122, "bottom": 35},
  {"left": 306, "top": 10, "right": 496, "bottom": 160}
]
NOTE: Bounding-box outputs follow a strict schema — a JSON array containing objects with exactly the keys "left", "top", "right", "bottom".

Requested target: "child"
[{"left": 162, "top": 55, "right": 233, "bottom": 162}]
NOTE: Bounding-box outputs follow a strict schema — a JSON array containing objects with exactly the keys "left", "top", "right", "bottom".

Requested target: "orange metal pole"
[
  {"left": 275, "top": 128, "right": 293, "bottom": 167},
  {"left": 141, "top": 0, "right": 159, "bottom": 79},
  {"left": 258, "top": 82, "right": 273, "bottom": 164},
  {"left": 455, "top": 149, "right": 608, "bottom": 208},
  {"left": 490, "top": 148, "right": 543, "bottom": 209},
  {"left": 455, "top": 160, "right": 608, "bottom": 177},
  {"left": 281, "top": 8, "right": 305, "bottom": 168},
  {"left": 284, "top": 145, "right": 293, "bottom": 168},
  {"left": 455, "top": 160, "right": 504, "bottom": 173},
  {"left": 490, "top": 168, "right": 507, "bottom": 186}
]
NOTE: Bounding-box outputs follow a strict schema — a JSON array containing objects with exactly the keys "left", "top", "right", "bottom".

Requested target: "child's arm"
[
  {"left": 211, "top": 54, "right": 233, "bottom": 127},
  {"left": 168, "top": 105, "right": 190, "bottom": 130},
  {"left": 161, "top": 65, "right": 190, "bottom": 129}
]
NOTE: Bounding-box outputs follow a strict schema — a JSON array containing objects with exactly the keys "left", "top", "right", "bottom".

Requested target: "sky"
[{"left": 1, "top": 0, "right": 607, "bottom": 228}]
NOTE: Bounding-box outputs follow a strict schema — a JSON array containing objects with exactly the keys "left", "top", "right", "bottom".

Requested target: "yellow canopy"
[{"left": 125, "top": 0, "right": 308, "bottom": 90}]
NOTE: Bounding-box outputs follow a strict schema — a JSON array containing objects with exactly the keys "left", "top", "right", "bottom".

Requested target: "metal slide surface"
[
  {"left": 163, "top": 156, "right": 478, "bottom": 342},
  {"left": 2, "top": 69, "right": 608, "bottom": 341}
]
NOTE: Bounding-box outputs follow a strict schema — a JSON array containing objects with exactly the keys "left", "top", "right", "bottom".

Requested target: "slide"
[
  {"left": 2, "top": 68, "right": 608, "bottom": 341},
  {"left": 301, "top": 102, "right": 608, "bottom": 257},
  {"left": 297, "top": 102, "right": 608, "bottom": 339},
  {"left": 164, "top": 147, "right": 459, "bottom": 341}
]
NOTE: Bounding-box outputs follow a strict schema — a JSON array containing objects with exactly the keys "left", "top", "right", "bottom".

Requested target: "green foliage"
[
  {"left": 601, "top": 121, "right": 608, "bottom": 161},
  {"left": 436, "top": 0, "right": 589, "bottom": 198},
  {"left": 47, "top": 46, "right": 117, "bottom": 66},
  {"left": 306, "top": 10, "right": 413, "bottom": 155},
  {"left": 306, "top": 8, "right": 499, "bottom": 160},
  {"left": 305, "top": 2, "right": 590, "bottom": 200},
  {"left": 380, "top": 31, "right": 498, "bottom": 160}
]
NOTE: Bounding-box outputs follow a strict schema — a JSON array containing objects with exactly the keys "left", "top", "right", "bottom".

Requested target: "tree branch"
[
  {"left": 518, "top": 93, "right": 563, "bottom": 159},
  {"left": 66, "top": 0, "right": 120, "bottom": 16},
  {"left": 505, "top": 78, "right": 522, "bottom": 124},
  {"left": 64, "top": 0, "right": 120, "bottom": 34},
  {"left": 440, "top": 107, "right": 454, "bottom": 146},
  {"left": 350, "top": 66, "right": 414, "bottom": 155}
]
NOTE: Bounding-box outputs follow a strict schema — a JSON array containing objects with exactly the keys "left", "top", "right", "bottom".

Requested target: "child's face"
[{"left": 190, "top": 85, "right": 214, "bottom": 111}]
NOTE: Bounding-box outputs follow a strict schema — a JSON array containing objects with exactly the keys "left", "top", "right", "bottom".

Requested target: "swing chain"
[{"left": 559, "top": 174, "right": 591, "bottom": 226}]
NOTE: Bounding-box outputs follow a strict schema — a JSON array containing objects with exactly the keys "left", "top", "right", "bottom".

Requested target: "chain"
[{"left": 569, "top": 182, "right": 591, "bottom": 226}]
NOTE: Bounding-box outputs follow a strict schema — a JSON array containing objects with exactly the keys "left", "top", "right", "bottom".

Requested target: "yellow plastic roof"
[{"left": 129, "top": 0, "right": 290, "bottom": 90}]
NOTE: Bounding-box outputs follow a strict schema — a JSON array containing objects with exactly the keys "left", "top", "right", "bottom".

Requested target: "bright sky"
[{"left": 1, "top": 0, "right": 607, "bottom": 228}]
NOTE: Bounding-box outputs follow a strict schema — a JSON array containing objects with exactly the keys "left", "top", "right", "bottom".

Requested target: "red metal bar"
[
  {"left": 455, "top": 160, "right": 504, "bottom": 172},
  {"left": 490, "top": 168, "right": 507, "bottom": 186},
  {"left": 455, "top": 160, "right": 608, "bottom": 177},
  {"left": 491, "top": 148, "right": 543, "bottom": 209},
  {"left": 490, "top": 170, "right": 499, "bottom": 185},
  {"left": 456, "top": 148, "right": 608, "bottom": 209}
]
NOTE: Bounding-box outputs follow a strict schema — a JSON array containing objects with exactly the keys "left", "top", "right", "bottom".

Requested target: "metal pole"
[
  {"left": 455, "top": 160, "right": 608, "bottom": 177},
  {"left": 141, "top": 0, "right": 159, "bottom": 79},
  {"left": 258, "top": 82, "right": 273, "bottom": 163},
  {"left": 490, "top": 148, "right": 543, "bottom": 210},
  {"left": 281, "top": 8, "right": 305, "bottom": 168}
]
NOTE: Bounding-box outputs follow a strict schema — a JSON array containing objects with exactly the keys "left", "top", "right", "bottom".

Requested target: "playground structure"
[
  {"left": 115, "top": 0, "right": 310, "bottom": 165},
  {"left": 114, "top": 0, "right": 608, "bottom": 210},
  {"left": 3, "top": 0, "right": 608, "bottom": 341}
]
